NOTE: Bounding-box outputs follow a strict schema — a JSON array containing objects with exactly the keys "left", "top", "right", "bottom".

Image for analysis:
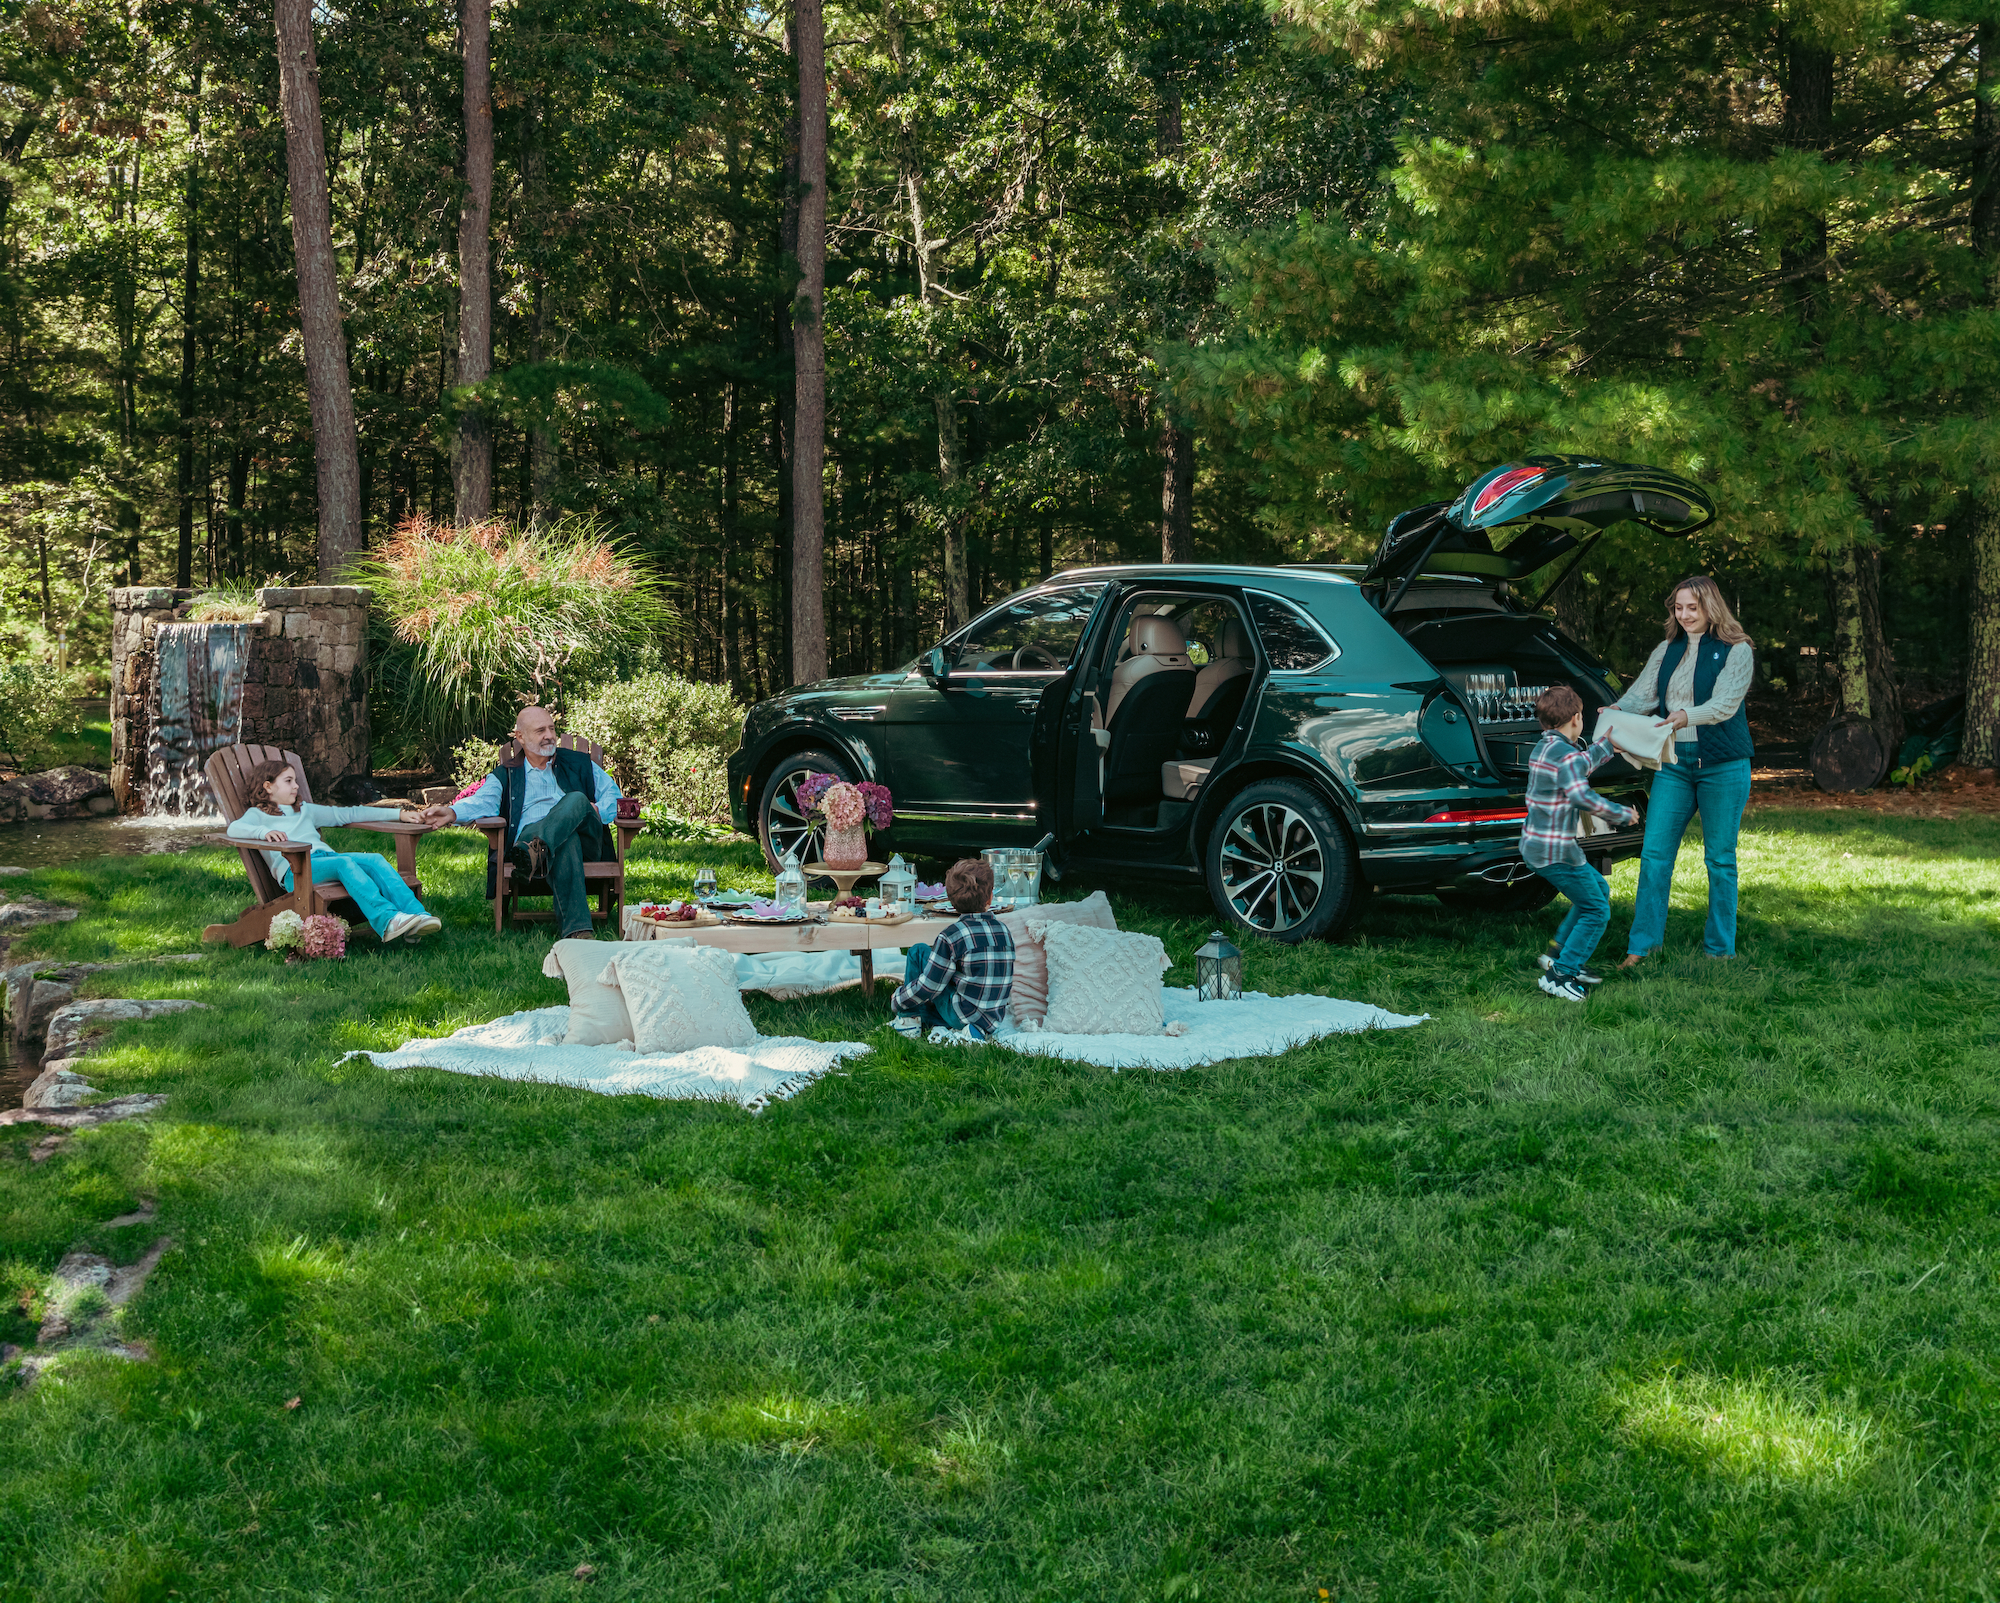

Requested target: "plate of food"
[
  {"left": 722, "top": 899, "right": 818, "bottom": 926},
  {"left": 824, "top": 894, "right": 914, "bottom": 926},
  {"left": 636, "top": 900, "right": 722, "bottom": 928}
]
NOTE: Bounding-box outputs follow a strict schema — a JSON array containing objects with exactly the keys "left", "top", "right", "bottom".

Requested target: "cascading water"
[{"left": 144, "top": 622, "right": 252, "bottom": 817}]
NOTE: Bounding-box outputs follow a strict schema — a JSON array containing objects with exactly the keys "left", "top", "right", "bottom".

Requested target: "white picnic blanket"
[
  {"left": 1594, "top": 707, "right": 1678, "bottom": 771},
  {"left": 994, "top": 987, "right": 1426, "bottom": 1069},
  {"left": 346, "top": 1006, "right": 869, "bottom": 1112}
]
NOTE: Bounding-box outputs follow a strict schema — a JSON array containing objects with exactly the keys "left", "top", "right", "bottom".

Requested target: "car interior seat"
[
  {"left": 1102, "top": 616, "right": 1198, "bottom": 804},
  {"left": 1187, "top": 616, "right": 1253, "bottom": 725}
]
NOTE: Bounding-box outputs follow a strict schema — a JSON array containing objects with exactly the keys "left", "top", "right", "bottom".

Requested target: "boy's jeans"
[
  {"left": 285, "top": 851, "right": 426, "bottom": 939},
  {"left": 1627, "top": 756, "right": 1753, "bottom": 958},
  {"left": 1535, "top": 859, "right": 1611, "bottom": 980},
  {"left": 897, "top": 943, "right": 969, "bottom": 1030}
]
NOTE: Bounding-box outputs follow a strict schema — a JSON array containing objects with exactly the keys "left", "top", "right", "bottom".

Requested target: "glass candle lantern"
[
  {"left": 1194, "top": 930, "right": 1243, "bottom": 1002},
  {"left": 879, "top": 853, "right": 917, "bottom": 914},
  {"left": 775, "top": 845, "right": 807, "bottom": 914}
]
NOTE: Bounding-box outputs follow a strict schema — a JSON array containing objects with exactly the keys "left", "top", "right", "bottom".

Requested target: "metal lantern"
[
  {"left": 775, "top": 844, "right": 807, "bottom": 914},
  {"left": 879, "top": 853, "right": 918, "bottom": 913},
  {"left": 1194, "top": 930, "right": 1243, "bottom": 1002}
]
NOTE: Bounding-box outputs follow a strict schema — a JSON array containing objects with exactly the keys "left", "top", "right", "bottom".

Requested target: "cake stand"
[{"left": 802, "top": 859, "right": 887, "bottom": 898}]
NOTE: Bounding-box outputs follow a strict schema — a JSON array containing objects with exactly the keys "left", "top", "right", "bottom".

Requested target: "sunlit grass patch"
[{"left": 1615, "top": 1370, "right": 1877, "bottom": 1487}]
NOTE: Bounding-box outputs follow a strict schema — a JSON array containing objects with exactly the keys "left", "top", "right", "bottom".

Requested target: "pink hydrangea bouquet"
[
  {"left": 265, "top": 908, "right": 348, "bottom": 961},
  {"left": 796, "top": 773, "right": 893, "bottom": 834}
]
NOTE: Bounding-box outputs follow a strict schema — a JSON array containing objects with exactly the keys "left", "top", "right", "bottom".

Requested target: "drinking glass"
[{"left": 692, "top": 866, "right": 717, "bottom": 902}]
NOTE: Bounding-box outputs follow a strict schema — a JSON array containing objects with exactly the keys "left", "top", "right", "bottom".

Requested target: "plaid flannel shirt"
[
  {"left": 892, "top": 910, "right": 1015, "bottom": 1033},
  {"left": 1521, "top": 730, "right": 1637, "bottom": 869}
]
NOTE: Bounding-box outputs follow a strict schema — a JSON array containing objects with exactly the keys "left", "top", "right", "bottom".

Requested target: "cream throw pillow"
[
  {"left": 600, "top": 941, "right": 758, "bottom": 1055},
  {"left": 543, "top": 938, "right": 635, "bottom": 1046},
  {"left": 1035, "top": 920, "right": 1171, "bottom": 1036},
  {"left": 997, "top": 891, "right": 1117, "bottom": 1028}
]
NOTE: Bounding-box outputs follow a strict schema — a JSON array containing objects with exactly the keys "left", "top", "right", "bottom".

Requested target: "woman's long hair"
[
  {"left": 238, "top": 758, "right": 299, "bottom": 818},
  {"left": 1662, "top": 575, "right": 1752, "bottom": 646}
]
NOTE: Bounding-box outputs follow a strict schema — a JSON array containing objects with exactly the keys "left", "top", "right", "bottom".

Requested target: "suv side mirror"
[{"left": 922, "top": 645, "right": 956, "bottom": 685}]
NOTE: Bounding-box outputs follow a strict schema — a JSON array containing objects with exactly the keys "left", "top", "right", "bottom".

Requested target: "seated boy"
[
  {"left": 1521, "top": 685, "right": 1639, "bottom": 1002},
  {"left": 891, "top": 858, "right": 1015, "bottom": 1043}
]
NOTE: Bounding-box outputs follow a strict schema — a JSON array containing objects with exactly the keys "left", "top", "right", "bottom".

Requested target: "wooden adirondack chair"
[
  {"left": 472, "top": 734, "right": 642, "bottom": 932},
  {"left": 201, "top": 745, "right": 432, "bottom": 947}
]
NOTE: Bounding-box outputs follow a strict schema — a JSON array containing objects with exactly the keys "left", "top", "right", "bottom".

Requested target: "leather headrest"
[
  {"left": 1130, "top": 616, "right": 1187, "bottom": 658},
  {"left": 1217, "top": 619, "right": 1250, "bottom": 660}
]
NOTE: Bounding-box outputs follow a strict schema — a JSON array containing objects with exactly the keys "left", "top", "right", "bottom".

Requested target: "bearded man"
[{"left": 441, "top": 705, "right": 625, "bottom": 939}]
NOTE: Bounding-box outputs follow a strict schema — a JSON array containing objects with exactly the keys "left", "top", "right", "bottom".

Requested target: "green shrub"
[
  {"left": 349, "top": 513, "right": 673, "bottom": 764},
  {"left": 568, "top": 672, "right": 742, "bottom": 826},
  {"left": 450, "top": 737, "right": 501, "bottom": 796},
  {"left": 0, "top": 660, "right": 77, "bottom": 771},
  {"left": 185, "top": 581, "right": 265, "bottom": 624}
]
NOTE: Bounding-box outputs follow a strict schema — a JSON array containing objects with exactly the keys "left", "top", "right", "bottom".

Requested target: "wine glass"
[{"left": 692, "top": 866, "right": 717, "bottom": 902}]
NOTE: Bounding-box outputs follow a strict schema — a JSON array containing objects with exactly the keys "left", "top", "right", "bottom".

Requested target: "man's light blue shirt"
[{"left": 451, "top": 758, "right": 623, "bottom": 829}]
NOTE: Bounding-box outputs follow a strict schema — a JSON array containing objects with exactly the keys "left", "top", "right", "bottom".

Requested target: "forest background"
[{"left": 2, "top": 0, "right": 1995, "bottom": 768}]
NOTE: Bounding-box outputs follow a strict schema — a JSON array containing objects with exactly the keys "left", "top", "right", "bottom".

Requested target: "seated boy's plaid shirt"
[
  {"left": 1521, "top": 730, "right": 1634, "bottom": 869},
  {"left": 892, "top": 910, "right": 1015, "bottom": 1032}
]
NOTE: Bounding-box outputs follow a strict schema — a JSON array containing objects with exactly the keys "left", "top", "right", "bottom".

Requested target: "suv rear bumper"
[{"left": 1360, "top": 826, "right": 1646, "bottom": 892}]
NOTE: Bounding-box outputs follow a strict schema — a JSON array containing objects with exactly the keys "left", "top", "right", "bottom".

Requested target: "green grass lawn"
[{"left": 2, "top": 814, "right": 1998, "bottom": 1600}]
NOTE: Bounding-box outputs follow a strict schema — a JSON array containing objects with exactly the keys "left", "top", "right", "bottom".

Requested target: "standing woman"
[{"left": 1615, "top": 576, "right": 1755, "bottom": 965}]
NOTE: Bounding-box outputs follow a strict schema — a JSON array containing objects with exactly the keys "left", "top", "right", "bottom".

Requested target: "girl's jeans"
[
  {"left": 285, "top": 851, "right": 427, "bottom": 939},
  {"left": 1627, "top": 756, "right": 1753, "bottom": 957}
]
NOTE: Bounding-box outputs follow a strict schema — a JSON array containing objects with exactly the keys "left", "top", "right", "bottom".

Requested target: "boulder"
[
  {"left": 23, "top": 766, "right": 111, "bottom": 807},
  {"left": 43, "top": 997, "right": 209, "bottom": 1062},
  {"left": 0, "top": 865, "right": 26, "bottom": 876},
  {"left": 0, "top": 779, "right": 29, "bottom": 824},
  {"left": 0, "top": 898, "right": 77, "bottom": 931},
  {"left": 23, "top": 1065, "right": 96, "bottom": 1109},
  {"left": 0, "top": 1094, "right": 169, "bottom": 1131}
]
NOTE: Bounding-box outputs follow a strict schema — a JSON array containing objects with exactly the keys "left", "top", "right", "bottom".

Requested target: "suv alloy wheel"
[
  {"left": 1204, "top": 778, "right": 1357, "bottom": 943},
  {"left": 756, "top": 748, "right": 854, "bottom": 871}
]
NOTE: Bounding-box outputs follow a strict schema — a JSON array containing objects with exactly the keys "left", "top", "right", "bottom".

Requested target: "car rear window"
[{"left": 1247, "top": 592, "right": 1338, "bottom": 671}]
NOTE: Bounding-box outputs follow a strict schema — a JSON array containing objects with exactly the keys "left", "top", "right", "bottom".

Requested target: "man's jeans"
[
  {"left": 286, "top": 851, "right": 426, "bottom": 939},
  {"left": 1535, "top": 859, "right": 1611, "bottom": 981},
  {"left": 515, "top": 791, "right": 609, "bottom": 937},
  {"left": 1627, "top": 756, "right": 1753, "bottom": 958},
  {"left": 896, "top": 943, "right": 968, "bottom": 1030}
]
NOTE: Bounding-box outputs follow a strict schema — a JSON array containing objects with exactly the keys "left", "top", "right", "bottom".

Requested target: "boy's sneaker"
[
  {"left": 890, "top": 1015, "right": 922, "bottom": 1040},
  {"left": 927, "top": 1024, "right": 990, "bottom": 1046},
  {"left": 1538, "top": 972, "right": 1588, "bottom": 1003},
  {"left": 1537, "top": 953, "right": 1603, "bottom": 984}
]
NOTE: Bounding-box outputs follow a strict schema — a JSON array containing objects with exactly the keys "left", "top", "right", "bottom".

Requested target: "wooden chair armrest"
[
  {"left": 472, "top": 816, "right": 507, "bottom": 834},
  {"left": 612, "top": 820, "right": 643, "bottom": 863},
  {"left": 347, "top": 819, "right": 435, "bottom": 837}
]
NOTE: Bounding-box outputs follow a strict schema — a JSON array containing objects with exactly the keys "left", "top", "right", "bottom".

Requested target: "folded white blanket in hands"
[{"left": 1594, "top": 707, "right": 1678, "bottom": 771}]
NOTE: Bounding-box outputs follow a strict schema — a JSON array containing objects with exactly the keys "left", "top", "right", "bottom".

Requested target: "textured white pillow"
[
  {"left": 1034, "top": 921, "right": 1170, "bottom": 1036},
  {"left": 543, "top": 938, "right": 635, "bottom": 1046},
  {"left": 996, "top": 891, "right": 1118, "bottom": 1028},
  {"left": 600, "top": 941, "right": 758, "bottom": 1055}
]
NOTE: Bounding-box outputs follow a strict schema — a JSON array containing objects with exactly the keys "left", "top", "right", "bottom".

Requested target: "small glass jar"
[{"left": 775, "top": 845, "right": 807, "bottom": 914}]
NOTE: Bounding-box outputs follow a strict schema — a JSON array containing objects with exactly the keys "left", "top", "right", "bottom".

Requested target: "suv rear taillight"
[{"left": 1423, "top": 808, "right": 1528, "bottom": 823}]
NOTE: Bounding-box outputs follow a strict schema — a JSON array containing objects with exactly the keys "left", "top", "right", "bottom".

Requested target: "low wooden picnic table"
[{"left": 618, "top": 907, "right": 958, "bottom": 993}]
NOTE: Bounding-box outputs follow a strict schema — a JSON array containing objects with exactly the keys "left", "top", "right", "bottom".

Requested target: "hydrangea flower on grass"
[
  {"left": 297, "top": 914, "right": 348, "bottom": 960},
  {"left": 265, "top": 910, "right": 305, "bottom": 954}
]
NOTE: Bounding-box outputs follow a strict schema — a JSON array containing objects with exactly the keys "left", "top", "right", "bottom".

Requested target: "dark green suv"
[{"left": 726, "top": 456, "right": 1716, "bottom": 940}]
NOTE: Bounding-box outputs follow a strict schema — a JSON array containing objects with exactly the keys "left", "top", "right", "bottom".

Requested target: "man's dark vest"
[
  {"left": 1657, "top": 634, "right": 1754, "bottom": 767},
  {"left": 485, "top": 746, "right": 607, "bottom": 895}
]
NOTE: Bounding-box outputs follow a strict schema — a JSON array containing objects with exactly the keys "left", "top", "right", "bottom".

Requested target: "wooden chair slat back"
[
  {"left": 204, "top": 744, "right": 316, "bottom": 905},
  {"left": 493, "top": 733, "right": 609, "bottom": 770}
]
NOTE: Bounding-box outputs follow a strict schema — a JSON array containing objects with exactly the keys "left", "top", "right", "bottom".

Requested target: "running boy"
[
  {"left": 891, "top": 857, "right": 1015, "bottom": 1043},
  {"left": 1522, "top": 685, "right": 1639, "bottom": 1001}
]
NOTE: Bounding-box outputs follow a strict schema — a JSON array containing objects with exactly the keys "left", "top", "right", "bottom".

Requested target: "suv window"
[
  {"left": 953, "top": 584, "right": 1105, "bottom": 671},
  {"left": 1247, "top": 591, "right": 1339, "bottom": 671}
]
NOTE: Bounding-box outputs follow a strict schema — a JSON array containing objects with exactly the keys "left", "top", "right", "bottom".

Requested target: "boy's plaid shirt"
[
  {"left": 892, "top": 910, "right": 1015, "bottom": 1033},
  {"left": 1521, "top": 730, "right": 1637, "bottom": 869}
]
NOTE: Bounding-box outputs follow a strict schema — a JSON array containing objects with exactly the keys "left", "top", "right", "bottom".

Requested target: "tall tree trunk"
[
  {"left": 227, "top": 444, "right": 250, "bottom": 578},
  {"left": 453, "top": 0, "right": 494, "bottom": 524},
  {"left": 790, "top": 0, "right": 828, "bottom": 685},
  {"left": 1155, "top": 81, "right": 1194, "bottom": 563},
  {"left": 523, "top": 97, "right": 556, "bottom": 518},
  {"left": 275, "top": 0, "right": 363, "bottom": 579},
  {"left": 1966, "top": 21, "right": 2000, "bottom": 767},
  {"left": 771, "top": 66, "right": 800, "bottom": 688},
  {"left": 722, "top": 379, "right": 744, "bottom": 694},
  {"left": 1856, "top": 538, "right": 1903, "bottom": 757},
  {"left": 904, "top": 159, "right": 970, "bottom": 629},
  {"left": 175, "top": 66, "right": 201, "bottom": 589},
  {"left": 1828, "top": 545, "right": 1872, "bottom": 718}
]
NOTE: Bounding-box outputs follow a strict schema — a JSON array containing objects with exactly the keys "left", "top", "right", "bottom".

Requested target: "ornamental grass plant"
[
  {"left": 352, "top": 514, "right": 673, "bottom": 766},
  {"left": 3, "top": 811, "right": 1999, "bottom": 1597}
]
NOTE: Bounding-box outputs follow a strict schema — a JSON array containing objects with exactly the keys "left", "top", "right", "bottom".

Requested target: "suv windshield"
[{"left": 952, "top": 584, "right": 1105, "bottom": 671}]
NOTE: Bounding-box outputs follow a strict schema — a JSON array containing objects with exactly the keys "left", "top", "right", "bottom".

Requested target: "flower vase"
[{"left": 824, "top": 822, "right": 868, "bottom": 870}]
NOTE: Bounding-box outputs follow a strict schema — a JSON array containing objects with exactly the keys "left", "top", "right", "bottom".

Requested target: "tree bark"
[
  {"left": 1155, "top": 81, "right": 1194, "bottom": 563},
  {"left": 1966, "top": 21, "right": 2000, "bottom": 767},
  {"left": 904, "top": 159, "right": 970, "bottom": 629},
  {"left": 275, "top": 0, "right": 362, "bottom": 580},
  {"left": 175, "top": 65, "right": 201, "bottom": 589},
  {"left": 1828, "top": 544, "right": 1871, "bottom": 720},
  {"left": 790, "top": 0, "right": 828, "bottom": 686},
  {"left": 453, "top": 0, "right": 494, "bottom": 524}
]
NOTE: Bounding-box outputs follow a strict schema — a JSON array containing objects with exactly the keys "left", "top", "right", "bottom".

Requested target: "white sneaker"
[
  {"left": 1537, "top": 973, "right": 1588, "bottom": 1003},
  {"left": 383, "top": 912, "right": 421, "bottom": 943},
  {"left": 890, "top": 1015, "right": 922, "bottom": 1040},
  {"left": 926, "top": 1024, "right": 990, "bottom": 1046},
  {"left": 406, "top": 914, "right": 443, "bottom": 941}
]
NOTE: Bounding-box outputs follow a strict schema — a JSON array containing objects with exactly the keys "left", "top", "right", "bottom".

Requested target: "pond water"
[{"left": 0, "top": 815, "right": 219, "bottom": 870}]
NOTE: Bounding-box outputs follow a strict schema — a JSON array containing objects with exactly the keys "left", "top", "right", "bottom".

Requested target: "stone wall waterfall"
[{"left": 144, "top": 622, "right": 253, "bottom": 816}]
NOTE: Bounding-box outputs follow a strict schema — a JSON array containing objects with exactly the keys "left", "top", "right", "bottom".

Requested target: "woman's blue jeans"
[
  {"left": 285, "top": 851, "right": 427, "bottom": 939},
  {"left": 1627, "top": 756, "right": 1752, "bottom": 958}
]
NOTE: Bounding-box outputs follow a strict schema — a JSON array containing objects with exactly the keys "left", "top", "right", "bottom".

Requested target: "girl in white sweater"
[{"left": 226, "top": 760, "right": 442, "bottom": 943}]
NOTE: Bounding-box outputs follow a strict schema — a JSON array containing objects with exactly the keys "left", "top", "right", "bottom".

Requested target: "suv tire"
[
  {"left": 757, "top": 748, "right": 854, "bottom": 872},
  {"left": 1204, "top": 779, "right": 1357, "bottom": 943}
]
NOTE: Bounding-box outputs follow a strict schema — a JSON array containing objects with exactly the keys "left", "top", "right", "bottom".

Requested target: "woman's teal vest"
[{"left": 1657, "top": 634, "right": 1753, "bottom": 767}]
